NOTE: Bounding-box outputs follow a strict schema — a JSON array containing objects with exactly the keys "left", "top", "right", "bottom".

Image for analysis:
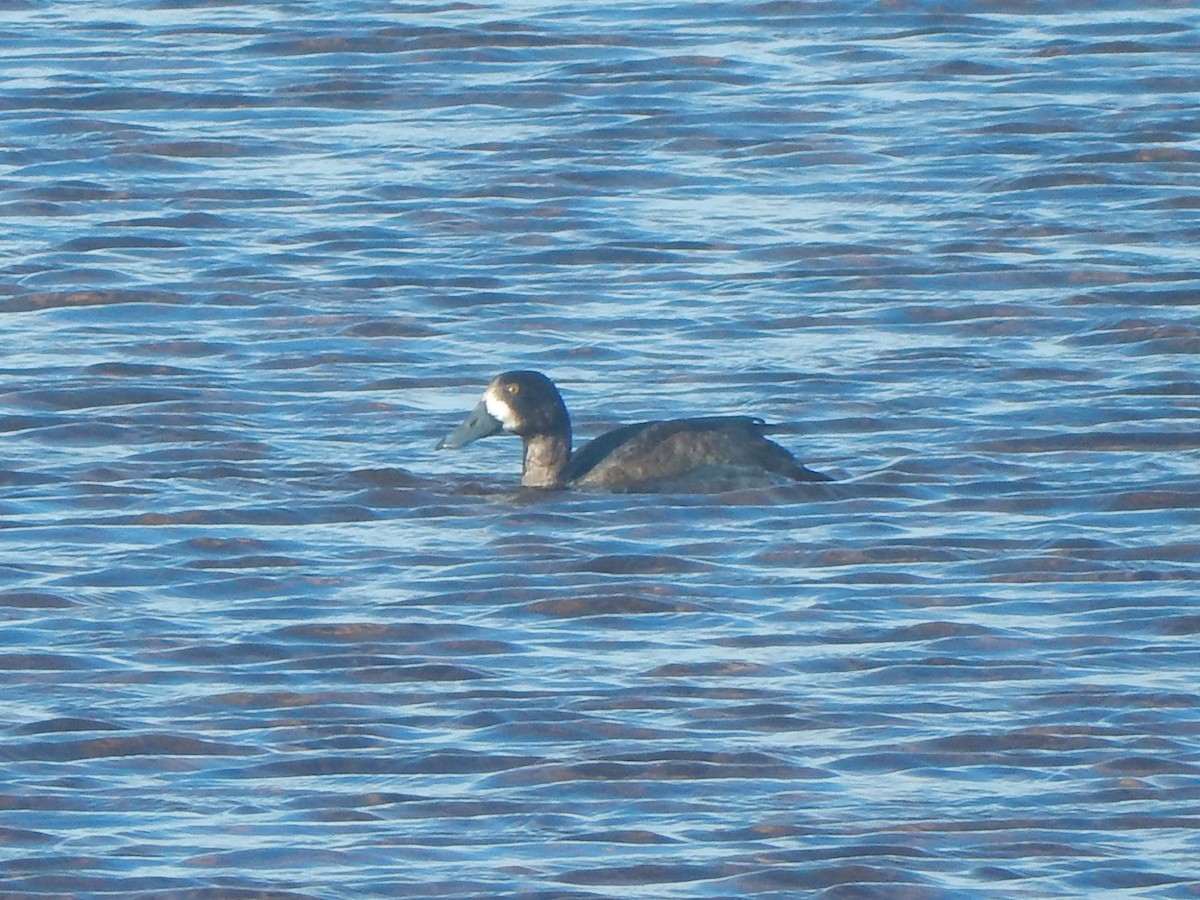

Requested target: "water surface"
[{"left": 2, "top": 1, "right": 1199, "bottom": 897}]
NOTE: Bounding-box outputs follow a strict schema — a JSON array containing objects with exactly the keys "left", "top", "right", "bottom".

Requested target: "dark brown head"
[{"left": 437, "top": 370, "right": 571, "bottom": 450}]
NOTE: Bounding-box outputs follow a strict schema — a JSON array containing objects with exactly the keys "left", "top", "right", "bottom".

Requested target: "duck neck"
[{"left": 521, "top": 432, "right": 571, "bottom": 488}]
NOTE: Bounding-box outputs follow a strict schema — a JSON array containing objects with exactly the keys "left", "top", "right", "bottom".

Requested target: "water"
[{"left": 2, "top": 1, "right": 1199, "bottom": 897}]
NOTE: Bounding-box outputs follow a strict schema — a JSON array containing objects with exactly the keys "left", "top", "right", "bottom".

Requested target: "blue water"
[{"left": 2, "top": 1, "right": 1199, "bottom": 897}]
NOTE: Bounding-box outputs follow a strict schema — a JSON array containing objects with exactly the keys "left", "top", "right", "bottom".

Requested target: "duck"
[{"left": 436, "top": 370, "right": 831, "bottom": 492}]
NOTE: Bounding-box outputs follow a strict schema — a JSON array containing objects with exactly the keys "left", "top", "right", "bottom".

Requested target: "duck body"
[{"left": 437, "top": 370, "right": 830, "bottom": 492}]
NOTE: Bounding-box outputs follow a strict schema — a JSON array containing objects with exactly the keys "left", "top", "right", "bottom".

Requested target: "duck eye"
[{"left": 506, "top": 383, "right": 520, "bottom": 395}]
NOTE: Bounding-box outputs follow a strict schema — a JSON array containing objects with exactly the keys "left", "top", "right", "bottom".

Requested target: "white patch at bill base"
[{"left": 484, "top": 389, "right": 518, "bottom": 430}]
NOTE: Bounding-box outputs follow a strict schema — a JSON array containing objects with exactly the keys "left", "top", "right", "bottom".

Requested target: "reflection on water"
[{"left": 2, "top": 1, "right": 1198, "bottom": 897}]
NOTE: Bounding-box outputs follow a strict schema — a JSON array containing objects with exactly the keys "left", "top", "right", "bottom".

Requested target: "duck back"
[{"left": 566, "top": 416, "right": 829, "bottom": 491}]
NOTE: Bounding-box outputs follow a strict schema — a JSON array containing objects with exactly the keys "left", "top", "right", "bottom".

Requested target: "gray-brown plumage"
[{"left": 437, "top": 370, "right": 830, "bottom": 492}]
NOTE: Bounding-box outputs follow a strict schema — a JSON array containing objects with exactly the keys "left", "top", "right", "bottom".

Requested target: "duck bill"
[{"left": 436, "top": 400, "right": 504, "bottom": 449}]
